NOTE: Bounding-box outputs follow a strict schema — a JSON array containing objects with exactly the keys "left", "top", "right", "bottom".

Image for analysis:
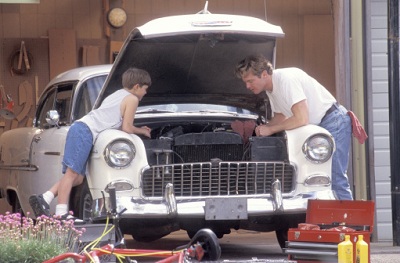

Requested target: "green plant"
[{"left": 0, "top": 212, "right": 85, "bottom": 263}]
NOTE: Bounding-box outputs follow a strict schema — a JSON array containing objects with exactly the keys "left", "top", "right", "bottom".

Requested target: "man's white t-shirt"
[{"left": 267, "top": 68, "right": 336, "bottom": 125}]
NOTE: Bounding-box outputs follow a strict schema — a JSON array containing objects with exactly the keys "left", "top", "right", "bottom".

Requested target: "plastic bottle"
[
  {"left": 356, "top": 234, "right": 369, "bottom": 263},
  {"left": 338, "top": 235, "right": 353, "bottom": 263}
]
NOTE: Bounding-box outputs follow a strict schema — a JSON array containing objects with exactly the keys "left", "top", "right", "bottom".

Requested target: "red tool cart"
[{"left": 284, "top": 200, "right": 375, "bottom": 262}]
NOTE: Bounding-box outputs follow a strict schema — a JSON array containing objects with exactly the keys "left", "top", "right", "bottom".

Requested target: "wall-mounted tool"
[
  {"left": 10, "top": 41, "right": 33, "bottom": 76},
  {"left": 0, "top": 85, "right": 15, "bottom": 120}
]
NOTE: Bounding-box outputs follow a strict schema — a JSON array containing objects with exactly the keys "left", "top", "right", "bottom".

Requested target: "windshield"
[{"left": 137, "top": 104, "right": 257, "bottom": 115}]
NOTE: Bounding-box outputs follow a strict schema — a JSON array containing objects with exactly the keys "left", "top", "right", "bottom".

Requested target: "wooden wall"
[{"left": 0, "top": 0, "right": 334, "bottom": 132}]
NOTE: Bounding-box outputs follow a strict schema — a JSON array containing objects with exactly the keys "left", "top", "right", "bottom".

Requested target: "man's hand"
[
  {"left": 255, "top": 125, "right": 274, "bottom": 137},
  {"left": 255, "top": 100, "right": 309, "bottom": 137}
]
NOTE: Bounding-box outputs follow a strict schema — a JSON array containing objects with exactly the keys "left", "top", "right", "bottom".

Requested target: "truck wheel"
[
  {"left": 275, "top": 228, "right": 288, "bottom": 249},
  {"left": 70, "top": 179, "right": 92, "bottom": 221},
  {"left": 274, "top": 213, "right": 306, "bottom": 249},
  {"left": 11, "top": 195, "right": 24, "bottom": 215}
]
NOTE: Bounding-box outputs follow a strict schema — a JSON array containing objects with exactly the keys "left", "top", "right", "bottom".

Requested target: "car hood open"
[{"left": 98, "top": 12, "right": 284, "bottom": 114}]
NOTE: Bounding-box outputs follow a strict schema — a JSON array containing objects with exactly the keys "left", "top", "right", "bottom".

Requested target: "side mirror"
[{"left": 46, "top": 110, "right": 60, "bottom": 127}]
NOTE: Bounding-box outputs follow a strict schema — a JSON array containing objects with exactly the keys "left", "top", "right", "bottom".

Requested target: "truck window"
[
  {"left": 36, "top": 83, "right": 74, "bottom": 129},
  {"left": 73, "top": 75, "right": 107, "bottom": 121}
]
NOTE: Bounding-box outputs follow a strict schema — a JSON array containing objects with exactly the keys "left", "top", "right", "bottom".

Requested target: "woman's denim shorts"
[{"left": 62, "top": 121, "right": 93, "bottom": 175}]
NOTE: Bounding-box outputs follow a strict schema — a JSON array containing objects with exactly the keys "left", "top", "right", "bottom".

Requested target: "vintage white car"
[{"left": 0, "top": 7, "right": 336, "bottom": 248}]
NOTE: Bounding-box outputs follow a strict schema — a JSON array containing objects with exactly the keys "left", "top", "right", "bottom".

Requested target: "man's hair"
[
  {"left": 122, "top": 68, "right": 152, "bottom": 89},
  {"left": 234, "top": 54, "right": 274, "bottom": 78}
]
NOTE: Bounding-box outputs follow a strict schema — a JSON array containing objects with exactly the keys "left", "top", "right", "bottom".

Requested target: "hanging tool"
[
  {"left": 10, "top": 41, "right": 33, "bottom": 76},
  {"left": 18, "top": 41, "right": 31, "bottom": 71},
  {"left": 0, "top": 85, "right": 15, "bottom": 120},
  {"left": 17, "top": 80, "right": 33, "bottom": 122}
]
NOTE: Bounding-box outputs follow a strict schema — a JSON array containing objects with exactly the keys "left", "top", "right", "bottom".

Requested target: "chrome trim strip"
[
  {"left": 0, "top": 164, "right": 38, "bottom": 171},
  {"left": 44, "top": 152, "right": 60, "bottom": 156}
]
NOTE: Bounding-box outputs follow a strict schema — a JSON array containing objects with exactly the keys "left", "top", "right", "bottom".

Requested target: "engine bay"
[{"left": 141, "top": 120, "right": 288, "bottom": 166}]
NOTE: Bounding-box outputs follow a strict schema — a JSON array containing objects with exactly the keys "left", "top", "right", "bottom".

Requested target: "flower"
[{"left": 0, "top": 212, "right": 85, "bottom": 263}]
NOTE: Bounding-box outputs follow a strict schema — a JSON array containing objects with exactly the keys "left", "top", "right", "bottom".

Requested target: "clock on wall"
[{"left": 107, "top": 7, "right": 127, "bottom": 28}]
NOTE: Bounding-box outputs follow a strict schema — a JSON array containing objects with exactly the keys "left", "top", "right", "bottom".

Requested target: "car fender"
[
  {"left": 285, "top": 124, "right": 335, "bottom": 194},
  {"left": 87, "top": 129, "right": 148, "bottom": 200},
  {"left": 0, "top": 127, "right": 41, "bottom": 213},
  {"left": 0, "top": 127, "right": 40, "bottom": 167}
]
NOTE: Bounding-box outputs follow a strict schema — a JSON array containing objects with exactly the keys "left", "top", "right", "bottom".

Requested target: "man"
[{"left": 234, "top": 54, "right": 353, "bottom": 200}]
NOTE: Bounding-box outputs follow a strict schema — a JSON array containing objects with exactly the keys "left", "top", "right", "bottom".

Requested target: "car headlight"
[
  {"left": 302, "top": 133, "right": 334, "bottom": 164},
  {"left": 104, "top": 139, "right": 136, "bottom": 168}
]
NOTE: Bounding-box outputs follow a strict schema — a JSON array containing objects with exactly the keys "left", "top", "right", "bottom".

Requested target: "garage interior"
[
  {"left": 2, "top": 0, "right": 399, "bottom": 256},
  {"left": 0, "top": 0, "right": 337, "bottom": 133}
]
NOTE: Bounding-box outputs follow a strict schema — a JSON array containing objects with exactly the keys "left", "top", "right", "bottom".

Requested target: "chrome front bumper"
[{"left": 91, "top": 181, "right": 336, "bottom": 220}]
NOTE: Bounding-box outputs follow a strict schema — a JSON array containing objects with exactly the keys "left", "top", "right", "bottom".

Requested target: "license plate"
[{"left": 205, "top": 197, "right": 248, "bottom": 220}]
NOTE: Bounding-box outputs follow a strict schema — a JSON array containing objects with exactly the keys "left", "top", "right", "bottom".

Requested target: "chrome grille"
[
  {"left": 174, "top": 144, "right": 244, "bottom": 162},
  {"left": 142, "top": 162, "right": 294, "bottom": 197}
]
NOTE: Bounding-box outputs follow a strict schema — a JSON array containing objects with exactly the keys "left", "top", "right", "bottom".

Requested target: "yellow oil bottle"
[
  {"left": 356, "top": 234, "right": 369, "bottom": 263},
  {"left": 338, "top": 234, "right": 353, "bottom": 263}
]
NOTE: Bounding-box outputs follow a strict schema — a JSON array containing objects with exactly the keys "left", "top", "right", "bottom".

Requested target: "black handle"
[{"left": 109, "top": 185, "right": 117, "bottom": 213}]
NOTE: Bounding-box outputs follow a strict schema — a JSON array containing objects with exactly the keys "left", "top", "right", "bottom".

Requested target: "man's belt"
[{"left": 321, "top": 102, "right": 339, "bottom": 122}]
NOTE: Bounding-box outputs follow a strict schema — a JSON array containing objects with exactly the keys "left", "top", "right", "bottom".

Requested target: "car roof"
[{"left": 46, "top": 64, "right": 112, "bottom": 88}]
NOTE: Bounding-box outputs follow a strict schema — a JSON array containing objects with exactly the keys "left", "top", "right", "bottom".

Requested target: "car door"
[
  {"left": 26, "top": 76, "right": 105, "bottom": 214},
  {"left": 19, "top": 84, "right": 73, "bottom": 213}
]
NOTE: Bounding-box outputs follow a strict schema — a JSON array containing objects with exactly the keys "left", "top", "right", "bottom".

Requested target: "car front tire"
[
  {"left": 70, "top": 179, "right": 92, "bottom": 222},
  {"left": 274, "top": 213, "right": 306, "bottom": 249}
]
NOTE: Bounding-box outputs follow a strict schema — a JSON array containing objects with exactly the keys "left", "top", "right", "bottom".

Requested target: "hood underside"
[{"left": 99, "top": 13, "right": 284, "bottom": 114}]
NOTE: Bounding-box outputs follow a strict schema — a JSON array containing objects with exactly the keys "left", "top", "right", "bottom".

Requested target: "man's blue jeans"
[{"left": 319, "top": 105, "right": 353, "bottom": 200}]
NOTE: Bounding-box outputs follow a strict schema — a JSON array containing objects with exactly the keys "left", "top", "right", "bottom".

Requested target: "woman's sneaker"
[{"left": 29, "top": 194, "right": 50, "bottom": 217}]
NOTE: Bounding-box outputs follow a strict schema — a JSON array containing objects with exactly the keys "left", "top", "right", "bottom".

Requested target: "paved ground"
[
  {"left": 125, "top": 230, "right": 399, "bottom": 262},
  {"left": 1, "top": 202, "right": 398, "bottom": 262},
  {"left": 370, "top": 241, "right": 400, "bottom": 263}
]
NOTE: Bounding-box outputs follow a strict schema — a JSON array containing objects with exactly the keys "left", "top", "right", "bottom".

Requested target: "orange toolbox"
[{"left": 284, "top": 200, "right": 375, "bottom": 262}]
